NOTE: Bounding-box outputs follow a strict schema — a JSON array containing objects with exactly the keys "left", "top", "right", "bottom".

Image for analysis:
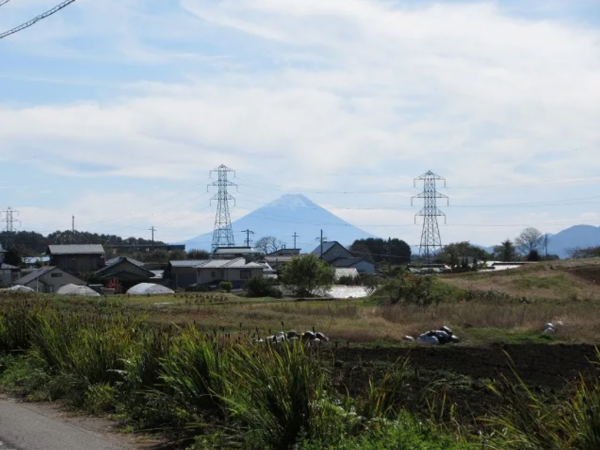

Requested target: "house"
[
  {"left": 0, "top": 244, "right": 20, "bottom": 286},
  {"left": 311, "top": 241, "right": 376, "bottom": 275},
  {"left": 0, "top": 263, "right": 20, "bottom": 287},
  {"left": 263, "top": 249, "right": 300, "bottom": 272},
  {"left": 95, "top": 256, "right": 155, "bottom": 288},
  {"left": 164, "top": 260, "right": 210, "bottom": 289},
  {"left": 213, "top": 246, "right": 261, "bottom": 261},
  {"left": 196, "top": 258, "right": 265, "bottom": 289},
  {"left": 104, "top": 244, "right": 185, "bottom": 253},
  {"left": 331, "top": 257, "right": 376, "bottom": 275},
  {"left": 311, "top": 241, "right": 354, "bottom": 263},
  {"left": 46, "top": 245, "right": 106, "bottom": 275},
  {"left": 15, "top": 266, "right": 85, "bottom": 293}
]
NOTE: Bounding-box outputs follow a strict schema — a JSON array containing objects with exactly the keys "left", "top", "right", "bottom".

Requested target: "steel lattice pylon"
[
  {"left": 412, "top": 171, "right": 449, "bottom": 264},
  {"left": 208, "top": 165, "right": 237, "bottom": 251}
]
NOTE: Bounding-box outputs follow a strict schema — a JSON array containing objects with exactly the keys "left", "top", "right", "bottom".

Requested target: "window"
[
  {"left": 211, "top": 271, "right": 216, "bottom": 278},
  {"left": 240, "top": 269, "right": 251, "bottom": 279},
  {"left": 51, "top": 272, "right": 62, "bottom": 278}
]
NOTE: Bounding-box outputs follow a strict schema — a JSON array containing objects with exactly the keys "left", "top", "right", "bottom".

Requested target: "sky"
[{"left": 0, "top": 0, "right": 599, "bottom": 250}]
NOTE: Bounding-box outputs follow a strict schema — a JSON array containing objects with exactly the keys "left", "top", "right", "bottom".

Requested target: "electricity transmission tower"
[
  {"left": 2, "top": 207, "right": 19, "bottom": 232},
  {"left": 208, "top": 165, "right": 237, "bottom": 251},
  {"left": 412, "top": 171, "right": 449, "bottom": 264}
]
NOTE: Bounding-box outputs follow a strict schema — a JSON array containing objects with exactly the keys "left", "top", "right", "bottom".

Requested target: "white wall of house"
[{"left": 196, "top": 267, "right": 264, "bottom": 285}]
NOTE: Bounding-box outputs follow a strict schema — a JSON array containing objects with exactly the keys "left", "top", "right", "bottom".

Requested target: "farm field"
[{"left": 2, "top": 259, "right": 600, "bottom": 448}]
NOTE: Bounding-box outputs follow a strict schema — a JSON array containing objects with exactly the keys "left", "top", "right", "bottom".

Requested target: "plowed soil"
[{"left": 326, "top": 343, "right": 600, "bottom": 421}]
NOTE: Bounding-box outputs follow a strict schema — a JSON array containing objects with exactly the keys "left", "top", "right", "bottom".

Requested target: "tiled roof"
[
  {"left": 97, "top": 257, "right": 154, "bottom": 276},
  {"left": 311, "top": 241, "right": 338, "bottom": 256},
  {"left": 197, "top": 258, "right": 265, "bottom": 270},
  {"left": 330, "top": 257, "right": 367, "bottom": 268},
  {"left": 47, "top": 245, "right": 105, "bottom": 255},
  {"left": 105, "top": 256, "right": 145, "bottom": 268},
  {"left": 169, "top": 260, "right": 209, "bottom": 268},
  {"left": 15, "top": 266, "right": 56, "bottom": 285}
]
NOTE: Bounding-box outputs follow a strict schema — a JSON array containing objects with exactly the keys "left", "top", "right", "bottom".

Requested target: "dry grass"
[
  {"left": 441, "top": 260, "right": 600, "bottom": 301},
  {"left": 129, "top": 297, "right": 600, "bottom": 344}
]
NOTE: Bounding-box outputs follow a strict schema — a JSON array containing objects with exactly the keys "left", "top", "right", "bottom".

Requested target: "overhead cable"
[{"left": 0, "top": 0, "right": 77, "bottom": 41}]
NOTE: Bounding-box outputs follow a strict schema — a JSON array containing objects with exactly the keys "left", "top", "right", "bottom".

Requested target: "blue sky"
[{"left": 0, "top": 0, "right": 599, "bottom": 249}]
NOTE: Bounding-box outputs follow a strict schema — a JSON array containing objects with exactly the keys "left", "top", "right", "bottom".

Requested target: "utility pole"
[
  {"left": 320, "top": 229, "right": 324, "bottom": 259},
  {"left": 72, "top": 215, "right": 75, "bottom": 233},
  {"left": 242, "top": 229, "right": 255, "bottom": 247},
  {"left": 208, "top": 164, "right": 237, "bottom": 251},
  {"left": 292, "top": 232, "right": 299, "bottom": 249},
  {"left": 412, "top": 171, "right": 449, "bottom": 265},
  {"left": 387, "top": 237, "right": 392, "bottom": 274},
  {"left": 544, "top": 234, "right": 548, "bottom": 260},
  {"left": 149, "top": 226, "right": 156, "bottom": 244}
]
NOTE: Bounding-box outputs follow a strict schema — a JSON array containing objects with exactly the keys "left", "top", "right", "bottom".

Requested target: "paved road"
[{"left": 0, "top": 397, "right": 141, "bottom": 450}]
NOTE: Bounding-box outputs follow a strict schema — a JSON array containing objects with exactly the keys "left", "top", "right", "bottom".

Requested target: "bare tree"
[
  {"left": 254, "top": 236, "right": 285, "bottom": 254},
  {"left": 515, "top": 227, "right": 543, "bottom": 256}
]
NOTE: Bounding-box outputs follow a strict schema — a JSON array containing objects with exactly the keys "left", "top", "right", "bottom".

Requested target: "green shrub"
[
  {"left": 375, "top": 272, "right": 441, "bottom": 308},
  {"left": 244, "top": 275, "right": 282, "bottom": 298},
  {"left": 220, "top": 281, "right": 233, "bottom": 293},
  {"left": 298, "top": 412, "right": 476, "bottom": 450},
  {"left": 222, "top": 342, "right": 335, "bottom": 449},
  {"left": 280, "top": 254, "right": 335, "bottom": 296},
  {"left": 84, "top": 383, "right": 118, "bottom": 415},
  {"left": 159, "top": 326, "right": 231, "bottom": 421}
]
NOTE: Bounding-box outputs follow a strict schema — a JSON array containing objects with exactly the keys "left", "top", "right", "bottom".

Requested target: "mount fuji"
[{"left": 183, "top": 194, "right": 377, "bottom": 252}]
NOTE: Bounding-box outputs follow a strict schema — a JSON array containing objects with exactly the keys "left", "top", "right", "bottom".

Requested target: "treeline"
[{"left": 0, "top": 230, "right": 165, "bottom": 257}]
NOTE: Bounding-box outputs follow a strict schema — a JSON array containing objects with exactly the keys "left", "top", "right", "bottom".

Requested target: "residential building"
[
  {"left": 0, "top": 263, "right": 20, "bottom": 287},
  {"left": 331, "top": 257, "right": 376, "bottom": 275},
  {"left": 311, "top": 241, "right": 354, "bottom": 263},
  {"left": 213, "top": 246, "right": 261, "bottom": 261},
  {"left": 311, "top": 241, "right": 376, "bottom": 275},
  {"left": 196, "top": 258, "right": 265, "bottom": 289},
  {"left": 46, "top": 245, "right": 106, "bottom": 275},
  {"left": 15, "top": 266, "right": 85, "bottom": 293},
  {"left": 104, "top": 244, "right": 185, "bottom": 253},
  {"left": 262, "top": 248, "right": 300, "bottom": 271},
  {"left": 95, "top": 256, "right": 155, "bottom": 287},
  {"left": 164, "top": 260, "right": 210, "bottom": 289}
]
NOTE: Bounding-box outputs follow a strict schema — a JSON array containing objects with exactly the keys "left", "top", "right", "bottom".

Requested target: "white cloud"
[{"left": 0, "top": 0, "right": 599, "bottom": 242}]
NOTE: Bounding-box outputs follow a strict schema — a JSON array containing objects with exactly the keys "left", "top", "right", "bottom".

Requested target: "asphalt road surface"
[{"left": 0, "top": 397, "right": 145, "bottom": 450}]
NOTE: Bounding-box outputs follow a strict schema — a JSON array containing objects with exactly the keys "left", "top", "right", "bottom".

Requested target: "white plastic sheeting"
[
  {"left": 5, "top": 285, "right": 35, "bottom": 292},
  {"left": 57, "top": 284, "right": 100, "bottom": 297},
  {"left": 126, "top": 283, "right": 174, "bottom": 295}
]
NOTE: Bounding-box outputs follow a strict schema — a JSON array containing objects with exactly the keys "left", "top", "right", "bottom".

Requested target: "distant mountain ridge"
[
  {"left": 546, "top": 225, "right": 600, "bottom": 258},
  {"left": 474, "top": 225, "right": 600, "bottom": 259},
  {"left": 183, "top": 194, "right": 377, "bottom": 251}
]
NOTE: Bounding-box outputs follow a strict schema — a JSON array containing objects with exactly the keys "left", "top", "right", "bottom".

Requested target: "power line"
[
  {"left": 412, "top": 171, "right": 449, "bottom": 264},
  {"left": 209, "top": 164, "right": 237, "bottom": 250},
  {"left": 0, "top": 0, "right": 78, "bottom": 41},
  {"left": 0, "top": 0, "right": 12, "bottom": 8}
]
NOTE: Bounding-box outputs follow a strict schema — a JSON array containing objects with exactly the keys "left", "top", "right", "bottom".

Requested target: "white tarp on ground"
[
  {"left": 127, "top": 283, "right": 174, "bottom": 295},
  {"left": 57, "top": 284, "right": 100, "bottom": 297},
  {"left": 4, "top": 285, "right": 35, "bottom": 292}
]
